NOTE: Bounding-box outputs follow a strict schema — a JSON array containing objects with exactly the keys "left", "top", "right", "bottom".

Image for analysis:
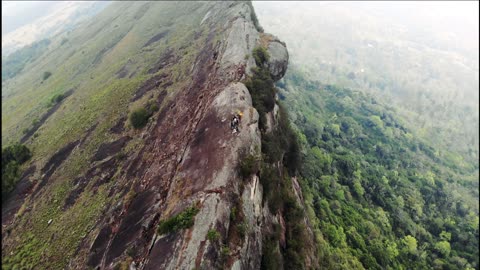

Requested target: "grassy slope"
[{"left": 1, "top": 2, "right": 216, "bottom": 269}]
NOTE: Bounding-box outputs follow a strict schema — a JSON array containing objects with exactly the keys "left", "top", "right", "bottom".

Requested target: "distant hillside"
[{"left": 1, "top": 1, "right": 110, "bottom": 57}]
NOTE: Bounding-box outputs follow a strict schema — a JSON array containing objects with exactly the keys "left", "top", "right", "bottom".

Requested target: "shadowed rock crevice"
[
  {"left": 131, "top": 73, "right": 171, "bottom": 102},
  {"left": 143, "top": 30, "right": 170, "bottom": 48}
]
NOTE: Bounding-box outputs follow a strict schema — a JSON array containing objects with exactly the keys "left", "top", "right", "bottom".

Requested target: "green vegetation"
[
  {"left": 252, "top": 46, "right": 269, "bottom": 67},
  {"left": 129, "top": 108, "right": 150, "bottom": 129},
  {"left": 230, "top": 207, "right": 237, "bottom": 221},
  {"left": 247, "top": 1, "right": 264, "bottom": 33},
  {"left": 254, "top": 2, "right": 479, "bottom": 171},
  {"left": 246, "top": 55, "right": 308, "bottom": 269},
  {"left": 49, "top": 93, "right": 66, "bottom": 106},
  {"left": 207, "top": 229, "right": 221, "bottom": 242},
  {"left": 237, "top": 222, "right": 248, "bottom": 238},
  {"left": 1, "top": 39, "right": 50, "bottom": 81},
  {"left": 157, "top": 205, "right": 200, "bottom": 235},
  {"left": 123, "top": 188, "right": 137, "bottom": 206},
  {"left": 245, "top": 66, "right": 275, "bottom": 130},
  {"left": 277, "top": 69, "right": 479, "bottom": 269},
  {"left": 239, "top": 153, "right": 260, "bottom": 179},
  {"left": 261, "top": 224, "right": 283, "bottom": 270},
  {"left": 129, "top": 101, "right": 159, "bottom": 129},
  {"left": 221, "top": 246, "right": 230, "bottom": 257},
  {"left": 2, "top": 233, "right": 41, "bottom": 269},
  {"left": 2, "top": 144, "right": 32, "bottom": 199}
]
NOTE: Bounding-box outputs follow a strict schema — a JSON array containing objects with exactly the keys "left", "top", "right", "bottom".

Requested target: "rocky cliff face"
[
  {"left": 80, "top": 3, "right": 290, "bottom": 269},
  {"left": 2, "top": 2, "right": 295, "bottom": 270}
]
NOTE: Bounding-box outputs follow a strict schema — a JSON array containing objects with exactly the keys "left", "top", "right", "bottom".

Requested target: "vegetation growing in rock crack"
[
  {"left": 253, "top": 46, "right": 270, "bottom": 66},
  {"left": 157, "top": 205, "right": 200, "bottom": 235},
  {"left": 207, "top": 229, "right": 221, "bottom": 242},
  {"left": 239, "top": 152, "right": 261, "bottom": 179}
]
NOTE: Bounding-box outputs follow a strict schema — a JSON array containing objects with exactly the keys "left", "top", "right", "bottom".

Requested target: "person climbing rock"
[{"left": 231, "top": 114, "right": 240, "bottom": 133}]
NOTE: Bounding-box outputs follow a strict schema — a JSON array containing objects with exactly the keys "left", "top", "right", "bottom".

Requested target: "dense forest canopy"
[
  {"left": 278, "top": 67, "right": 478, "bottom": 269},
  {"left": 255, "top": 2, "right": 479, "bottom": 269},
  {"left": 254, "top": 1, "right": 479, "bottom": 167}
]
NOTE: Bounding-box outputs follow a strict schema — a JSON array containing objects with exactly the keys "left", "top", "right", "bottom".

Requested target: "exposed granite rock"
[
  {"left": 220, "top": 17, "right": 259, "bottom": 80},
  {"left": 264, "top": 103, "right": 280, "bottom": 134},
  {"left": 3, "top": 1, "right": 305, "bottom": 269},
  {"left": 148, "top": 82, "right": 261, "bottom": 270},
  {"left": 265, "top": 36, "right": 289, "bottom": 81}
]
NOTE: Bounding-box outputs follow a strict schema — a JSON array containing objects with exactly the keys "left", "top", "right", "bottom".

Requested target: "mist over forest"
[{"left": 1, "top": 1, "right": 478, "bottom": 269}]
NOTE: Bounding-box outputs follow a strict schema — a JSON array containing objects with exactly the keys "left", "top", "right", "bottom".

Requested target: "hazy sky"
[
  {"left": 2, "top": 1, "right": 62, "bottom": 35},
  {"left": 254, "top": 1, "right": 479, "bottom": 55}
]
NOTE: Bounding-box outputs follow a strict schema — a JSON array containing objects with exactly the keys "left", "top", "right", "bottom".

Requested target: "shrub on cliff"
[
  {"left": 129, "top": 100, "right": 160, "bottom": 129},
  {"left": 2, "top": 144, "right": 32, "bottom": 200},
  {"left": 240, "top": 153, "right": 260, "bottom": 179},
  {"left": 253, "top": 46, "right": 270, "bottom": 66},
  {"left": 245, "top": 66, "right": 276, "bottom": 130},
  {"left": 207, "top": 229, "right": 220, "bottom": 242},
  {"left": 157, "top": 206, "right": 200, "bottom": 235},
  {"left": 129, "top": 108, "right": 150, "bottom": 129}
]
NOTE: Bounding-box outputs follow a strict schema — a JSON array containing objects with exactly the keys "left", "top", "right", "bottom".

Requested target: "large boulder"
[{"left": 266, "top": 37, "right": 289, "bottom": 81}]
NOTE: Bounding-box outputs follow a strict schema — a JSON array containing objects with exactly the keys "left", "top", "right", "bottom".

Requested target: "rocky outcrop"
[
  {"left": 2, "top": 2, "right": 296, "bottom": 269},
  {"left": 259, "top": 33, "right": 289, "bottom": 81},
  {"left": 143, "top": 82, "right": 262, "bottom": 270},
  {"left": 74, "top": 2, "right": 290, "bottom": 270},
  {"left": 266, "top": 41, "right": 289, "bottom": 81}
]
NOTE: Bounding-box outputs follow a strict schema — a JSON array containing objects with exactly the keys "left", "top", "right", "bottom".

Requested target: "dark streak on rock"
[
  {"left": 131, "top": 73, "right": 170, "bottom": 102},
  {"left": 92, "top": 136, "right": 131, "bottom": 162},
  {"left": 1, "top": 165, "right": 36, "bottom": 225},
  {"left": 147, "top": 49, "right": 176, "bottom": 74},
  {"left": 110, "top": 116, "right": 126, "bottom": 134},
  {"left": 42, "top": 140, "right": 79, "bottom": 181},
  {"left": 143, "top": 30, "right": 170, "bottom": 48}
]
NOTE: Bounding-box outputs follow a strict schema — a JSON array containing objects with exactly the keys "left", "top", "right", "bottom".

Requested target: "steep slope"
[{"left": 2, "top": 2, "right": 312, "bottom": 270}]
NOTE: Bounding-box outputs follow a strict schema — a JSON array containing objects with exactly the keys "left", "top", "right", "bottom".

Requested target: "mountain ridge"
[{"left": 2, "top": 2, "right": 316, "bottom": 269}]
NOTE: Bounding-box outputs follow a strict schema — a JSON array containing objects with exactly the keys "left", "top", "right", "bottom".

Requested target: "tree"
[
  {"left": 369, "top": 115, "right": 384, "bottom": 131},
  {"left": 2, "top": 144, "right": 32, "bottom": 199},
  {"left": 439, "top": 231, "right": 451, "bottom": 241},
  {"left": 328, "top": 124, "right": 341, "bottom": 136},
  {"left": 434, "top": 241, "right": 451, "bottom": 257},
  {"left": 385, "top": 240, "right": 399, "bottom": 260},
  {"left": 353, "top": 180, "right": 364, "bottom": 197},
  {"left": 402, "top": 235, "right": 417, "bottom": 254}
]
